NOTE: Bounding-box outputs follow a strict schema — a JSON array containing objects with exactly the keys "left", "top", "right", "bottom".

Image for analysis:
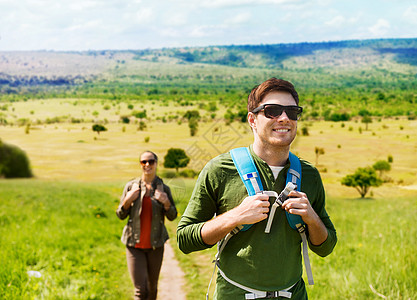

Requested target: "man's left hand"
[
  {"left": 281, "top": 191, "right": 318, "bottom": 225},
  {"left": 282, "top": 190, "right": 328, "bottom": 245}
]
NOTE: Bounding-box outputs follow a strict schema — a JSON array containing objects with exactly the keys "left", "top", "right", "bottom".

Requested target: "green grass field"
[
  {"left": 1, "top": 179, "right": 416, "bottom": 299},
  {"left": 1, "top": 98, "right": 417, "bottom": 299}
]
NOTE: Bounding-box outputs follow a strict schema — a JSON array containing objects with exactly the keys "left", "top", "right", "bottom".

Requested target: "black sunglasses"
[
  {"left": 252, "top": 104, "right": 303, "bottom": 121},
  {"left": 140, "top": 159, "right": 156, "bottom": 166}
]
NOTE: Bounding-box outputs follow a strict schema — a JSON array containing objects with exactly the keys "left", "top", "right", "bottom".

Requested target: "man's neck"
[{"left": 252, "top": 142, "right": 290, "bottom": 167}]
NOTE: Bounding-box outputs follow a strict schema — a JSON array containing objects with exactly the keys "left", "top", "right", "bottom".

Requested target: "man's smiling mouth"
[{"left": 273, "top": 128, "right": 290, "bottom": 132}]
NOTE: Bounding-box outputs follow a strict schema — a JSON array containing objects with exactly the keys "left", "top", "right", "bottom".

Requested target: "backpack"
[{"left": 207, "top": 147, "right": 314, "bottom": 300}]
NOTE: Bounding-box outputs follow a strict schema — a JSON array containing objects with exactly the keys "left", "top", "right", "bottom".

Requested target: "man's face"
[{"left": 248, "top": 91, "right": 298, "bottom": 149}]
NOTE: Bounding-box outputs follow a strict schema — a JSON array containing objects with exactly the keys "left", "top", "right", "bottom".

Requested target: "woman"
[{"left": 116, "top": 150, "right": 177, "bottom": 300}]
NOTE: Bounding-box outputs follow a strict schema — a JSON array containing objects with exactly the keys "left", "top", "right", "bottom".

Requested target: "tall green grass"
[
  {"left": 1, "top": 179, "right": 416, "bottom": 299},
  {"left": 306, "top": 195, "right": 417, "bottom": 299},
  {"left": 0, "top": 179, "right": 131, "bottom": 299},
  {"left": 167, "top": 191, "right": 417, "bottom": 299}
]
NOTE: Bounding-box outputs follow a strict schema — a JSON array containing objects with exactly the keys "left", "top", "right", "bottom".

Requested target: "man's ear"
[{"left": 247, "top": 112, "right": 257, "bottom": 131}]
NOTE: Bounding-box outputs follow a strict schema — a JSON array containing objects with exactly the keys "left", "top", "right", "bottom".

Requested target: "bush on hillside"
[
  {"left": 0, "top": 139, "right": 33, "bottom": 178},
  {"left": 163, "top": 148, "right": 190, "bottom": 173}
]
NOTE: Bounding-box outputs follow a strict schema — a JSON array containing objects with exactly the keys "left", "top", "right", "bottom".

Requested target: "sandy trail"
[{"left": 158, "top": 242, "right": 186, "bottom": 300}]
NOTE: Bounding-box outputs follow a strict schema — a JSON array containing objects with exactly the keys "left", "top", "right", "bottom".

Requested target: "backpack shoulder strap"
[
  {"left": 286, "top": 153, "right": 314, "bottom": 285},
  {"left": 285, "top": 152, "right": 305, "bottom": 230},
  {"left": 230, "top": 147, "right": 263, "bottom": 195},
  {"left": 230, "top": 147, "right": 264, "bottom": 232},
  {"left": 287, "top": 152, "right": 301, "bottom": 188}
]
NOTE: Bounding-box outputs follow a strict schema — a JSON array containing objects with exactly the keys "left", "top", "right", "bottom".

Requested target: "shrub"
[
  {"left": 325, "top": 112, "right": 350, "bottom": 122},
  {"left": 160, "top": 170, "right": 177, "bottom": 178},
  {"left": 179, "top": 169, "right": 198, "bottom": 178},
  {"left": 138, "top": 121, "right": 147, "bottom": 131},
  {"left": 301, "top": 126, "right": 309, "bottom": 136},
  {"left": 0, "top": 139, "right": 33, "bottom": 178},
  {"left": 120, "top": 116, "right": 130, "bottom": 124}
]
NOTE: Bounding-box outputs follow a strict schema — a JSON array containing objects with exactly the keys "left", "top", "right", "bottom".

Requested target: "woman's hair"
[
  {"left": 247, "top": 78, "right": 299, "bottom": 112},
  {"left": 140, "top": 150, "right": 158, "bottom": 162}
]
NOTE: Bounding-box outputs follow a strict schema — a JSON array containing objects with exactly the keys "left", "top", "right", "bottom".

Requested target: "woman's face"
[{"left": 140, "top": 152, "right": 157, "bottom": 177}]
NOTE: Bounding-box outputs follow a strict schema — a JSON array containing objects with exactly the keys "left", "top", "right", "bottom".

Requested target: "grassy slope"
[
  {"left": 1, "top": 114, "right": 416, "bottom": 299},
  {"left": 1, "top": 180, "right": 416, "bottom": 299},
  {"left": 0, "top": 180, "right": 131, "bottom": 299}
]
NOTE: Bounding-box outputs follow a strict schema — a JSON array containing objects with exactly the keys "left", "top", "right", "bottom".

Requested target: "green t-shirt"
[{"left": 177, "top": 146, "right": 337, "bottom": 299}]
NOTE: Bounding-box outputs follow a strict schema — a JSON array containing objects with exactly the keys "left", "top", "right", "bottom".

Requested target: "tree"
[
  {"left": 92, "top": 124, "right": 107, "bottom": 136},
  {"left": 134, "top": 110, "right": 147, "bottom": 119},
  {"left": 163, "top": 148, "right": 190, "bottom": 173},
  {"left": 373, "top": 160, "right": 391, "bottom": 178},
  {"left": 184, "top": 110, "right": 200, "bottom": 136},
  {"left": 183, "top": 110, "right": 200, "bottom": 120},
  {"left": 361, "top": 115, "right": 372, "bottom": 131},
  {"left": 189, "top": 118, "right": 198, "bottom": 136},
  {"left": 315, "top": 147, "right": 325, "bottom": 165},
  {"left": 341, "top": 167, "right": 382, "bottom": 198}
]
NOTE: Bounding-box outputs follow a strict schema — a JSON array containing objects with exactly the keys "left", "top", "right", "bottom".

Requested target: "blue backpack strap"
[
  {"left": 230, "top": 147, "right": 263, "bottom": 231},
  {"left": 285, "top": 152, "right": 305, "bottom": 230},
  {"left": 286, "top": 153, "right": 314, "bottom": 285},
  {"left": 230, "top": 147, "right": 263, "bottom": 196}
]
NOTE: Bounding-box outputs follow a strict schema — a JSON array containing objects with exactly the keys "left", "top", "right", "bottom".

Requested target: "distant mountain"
[
  {"left": 132, "top": 38, "right": 417, "bottom": 68},
  {"left": 0, "top": 38, "right": 416, "bottom": 119}
]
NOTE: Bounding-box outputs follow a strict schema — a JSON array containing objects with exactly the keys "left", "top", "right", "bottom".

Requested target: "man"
[{"left": 177, "top": 78, "right": 337, "bottom": 299}]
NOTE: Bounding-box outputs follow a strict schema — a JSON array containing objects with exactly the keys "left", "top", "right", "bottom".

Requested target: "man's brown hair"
[{"left": 247, "top": 78, "right": 299, "bottom": 112}]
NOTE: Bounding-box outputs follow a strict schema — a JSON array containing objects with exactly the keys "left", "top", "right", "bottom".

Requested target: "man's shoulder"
[
  {"left": 298, "top": 157, "right": 321, "bottom": 178},
  {"left": 206, "top": 151, "right": 234, "bottom": 167},
  {"left": 200, "top": 151, "right": 238, "bottom": 178}
]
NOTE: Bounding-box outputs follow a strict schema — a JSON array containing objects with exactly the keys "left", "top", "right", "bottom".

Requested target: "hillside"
[
  {"left": 134, "top": 38, "right": 417, "bottom": 68},
  {"left": 0, "top": 38, "right": 416, "bottom": 119}
]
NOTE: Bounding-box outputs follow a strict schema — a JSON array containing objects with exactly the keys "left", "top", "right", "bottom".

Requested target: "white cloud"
[
  {"left": 199, "top": 0, "right": 297, "bottom": 8},
  {"left": 368, "top": 19, "right": 390, "bottom": 36},
  {"left": 325, "top": 15, "right": 346, "bottom": 27},
  {"left": 403, "top": 5, "right": 417, "bottom": 24},
  {"left": 133, "top": 7, "right": 154, "bottom": 24},
  {"left": 68, "top": 0, "right": 101, "bottom": 11},
  {"left": 66, "top": 20, "right": 103, "bottom": 32},
  {"left": 189, "top": 25, "right": 219, "bottom": 38},
  {"left": 324, "top": 13, "right": 363, "bottom": 28},
  {"left": 159, "top": 27, "right": 181, "bottom": 38},
  {"left": 224, "top": 12, "right": 252, "bottom": 25},
  {"left": 164, "top": 12, "right": 188, "bottom": 27}
]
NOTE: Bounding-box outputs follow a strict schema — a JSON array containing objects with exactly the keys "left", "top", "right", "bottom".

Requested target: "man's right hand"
[
  {"left": 201, "top": 193, "right": 270, "bottom": 246},
  {"left": 232, "top": 194, "right": 270, "bottom": 226}
]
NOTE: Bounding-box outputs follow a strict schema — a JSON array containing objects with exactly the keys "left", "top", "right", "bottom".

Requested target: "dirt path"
[{"left": 158, "top": 242, "right": 187, "bottom": 300}]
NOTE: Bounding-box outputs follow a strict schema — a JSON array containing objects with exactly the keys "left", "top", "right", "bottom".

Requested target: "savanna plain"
[
  {"left": 1, "top": 98, "right": 416, "bottom": 299},
  {"left": 1, "top": 41, "right": 417, "bottom": 299}
]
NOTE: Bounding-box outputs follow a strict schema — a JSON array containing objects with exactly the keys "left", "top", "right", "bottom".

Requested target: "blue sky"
[{"left": 0, "top": 0, "right": 416, "bottom": 51}]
